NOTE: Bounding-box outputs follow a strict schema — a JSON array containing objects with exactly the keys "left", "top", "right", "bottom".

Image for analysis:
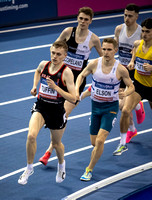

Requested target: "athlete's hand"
[
  {"left": 46, "top": 77, "right": 56, "bottom": 89},
  {"left": 31, "top": 87, "right": 37, "bottom": 96},
  {"left": 119, "top": 88, "right": 126, "bottom": 99},
  {"left": 127, "top": 61, "right": 134, "bottom": 70},
  {"left": 143, "top": 63, "right": 152, "bottom": 72}
]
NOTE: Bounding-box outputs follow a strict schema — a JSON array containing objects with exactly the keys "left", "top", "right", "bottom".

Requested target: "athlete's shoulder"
[
  {"left": 134, "top": 39, "right": 141, "bottom": 48},
  {"left": 37, "top": 60, "right": 49, "bottom": 72},
  {"left": 57, "top": 27, "right": 73, "bottom": 41},
  {"left": 91, "top": 32, "right": 100, "bottom": 41},
  {"left": 115, "top": 24, "right": 123, "bottom": 34}
]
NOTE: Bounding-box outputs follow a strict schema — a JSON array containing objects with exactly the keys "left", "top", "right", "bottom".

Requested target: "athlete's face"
[
  {"left": 77, "top": 13, "right": 92, "bottom": 29},
  {"left": 141, "top": 26, "right": 152, "bottom": 42},
  {"left": 50, "top": 46, "right": 67, "bottom": 65},
  {"left": 124, "top": 9, "right": 138, "bottom": 27},
  {"left": 102, "top": 42, "right": 117, "bottom": 61}
]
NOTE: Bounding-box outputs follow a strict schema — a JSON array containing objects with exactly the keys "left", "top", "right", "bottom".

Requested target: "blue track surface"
[{"left": 0, "top": 9, "right": 152, "bottom": 200}]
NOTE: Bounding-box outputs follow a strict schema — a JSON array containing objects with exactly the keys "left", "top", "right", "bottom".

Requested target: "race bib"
[
  {"left": 64, "top": 52, "right": 84, "bottom": 71},
  {"left": 93, "top": 82, "right": 114, "bottom": 101},
  {"left": 135, "top": 57, "right": 151, "bottom": 76},
  {"left": 39, "top": 78, "right": 57, "bottom": 99}
]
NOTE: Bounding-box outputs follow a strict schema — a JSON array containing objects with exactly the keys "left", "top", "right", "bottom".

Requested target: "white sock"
[
  {"left": 79, "top": 93, "right": 83, "bottom": 101},
  {"left": 128, "top": 121, "right": 136, "bottom": 132},
  {"left": 27, "top": 163, "right": 33, "bottom": 170},
  {"left": 59, "top": 160, "right": 65, "bottom": 170},
  {"left": 135, "top": 103, "right": 141, "bottom": 111},
  {"left": 120, "top": 133, "right": 127, "bottom": 145}
]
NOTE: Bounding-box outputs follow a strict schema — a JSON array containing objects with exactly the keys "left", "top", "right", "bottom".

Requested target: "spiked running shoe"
[
  {"left": 39, "top": 151, "right": 51, "bottom": 166},
  {"left": 56, "top": 161, "right": 66, "bottom": 183},
  {"left": 80, "top": 167, "right": 92, "bottom": 181},
  {"left": 135, "top": 101, "right": 145, "bottom": 124},
  {"left": 126, "top": 129, "right": 137, "bottom": 143},
  {"left": 18, "top": 168, "right": 34, "bottom": 185},
  {"left": 113, "top": 144, "right": 128, "bottom": 156}
]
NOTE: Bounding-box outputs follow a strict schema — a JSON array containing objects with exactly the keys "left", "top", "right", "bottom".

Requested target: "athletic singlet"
[
  {"left": 134, "top": 40, "right": 152, "bottom": 87},
  {"left": 38, "top": 61, "right": 67, "bottom": 104},
  {"left": 65, "top": 27, "right": 92, "bottom": 73},
  {"left": 119, "top": 24, "right": 141, "bottom": 66},
  {"left": 91, "top": 57, "right": 120, "bottom": 102}
]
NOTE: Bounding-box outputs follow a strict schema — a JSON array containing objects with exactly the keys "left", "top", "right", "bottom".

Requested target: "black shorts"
[
  {"left": 134, "top": 79, "right": 152, "bottom": 102},
  {"left": 31, "top": 99, "right": 67, "bottom": 129},
  {"left": 120, "top": 69, "right": 135, "bottom": 88}
]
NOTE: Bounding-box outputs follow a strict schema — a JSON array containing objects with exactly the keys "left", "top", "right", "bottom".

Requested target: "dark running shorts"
[
  {"left": 134, "top": 79, "right": 152, "bottom": 102},
  {"left": 31, "top": 99, "right": 67, "bottom": 129}
]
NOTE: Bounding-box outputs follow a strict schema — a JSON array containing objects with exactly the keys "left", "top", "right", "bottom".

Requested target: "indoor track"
[{"left": 0, "top": 8, "right": 152, "bottom": 200}]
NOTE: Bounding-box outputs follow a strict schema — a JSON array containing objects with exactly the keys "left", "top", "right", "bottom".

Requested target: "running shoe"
[
  {"left": 56, "top": 161, "right": 66, "bottom": 183},
  {"left": 18, "top": 168, "right": 34, "bottom": 185},
  {"left": 80, "top": 167, "right": 92, "bottom": 181},
  {"left": 126, "top": 129, "right": 137, "bottom": 143},
  {"left": 135, "top": 101, "right": 145, "bottom": 124},
  {"left": 113, "top": 144, "right": 128, "bottom": 156},
  {"left": 39, "top": 151, "right": 51, "bottom": 166}
]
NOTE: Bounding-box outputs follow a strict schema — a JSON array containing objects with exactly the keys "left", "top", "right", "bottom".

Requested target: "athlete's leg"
[
  {"left": 27, "top": 112, "right": 45, "bottom": 164},
  {"left": 88, "top": 129, "right": 109, "bottom": 170},
  {"left": 120, "top": 92, "right": 141, "bottom": 133},
  {"left": 51, "top": 128, "right": 65, "bottom": 164},
  {"left": 18, "top": 112, "right": 45, "bottom": 185},
  {"left": 51, "top": 128, "right": 66, "bottom": 183}
]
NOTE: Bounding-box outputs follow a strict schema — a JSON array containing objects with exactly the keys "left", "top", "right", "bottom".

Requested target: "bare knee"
[
  {"left": 95, "top": 138, "right": 104, "bottom": 148},
  {"left": 27, "top": 133, "right": 36, "bottom": 144},
  {"left": 122, "top": 106, "right": 131, "bottom": 118},
  {"left": 52, "top": 142, "right": 62, "bottom": 150}
]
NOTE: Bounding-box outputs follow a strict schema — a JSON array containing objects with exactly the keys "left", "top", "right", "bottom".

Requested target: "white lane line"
[
  {"left": 0, "top": 44, "right": 51, "bottom": 55},
  {"left": 0, "top": 55, "right": 119, "bottom": 80},
  {"left": 0, "top": 95, "right": 36, "bottom": 106},
  {"left": 0, "top": 88, "right": 146, "bottom": 107},
  {"left": 0, "top": 83, "right": 90, "bottom": 106},
  {"left": 0, "top": 111, "right": 91, "bottom": 138},
  {"left": 0, "top": 69, "right": 36, "bottom": 78},
  {"left": 62, "top": 162, "right": 152, "bottom": 200},
  {"left": 0, "top": 10, "right": 151, "bottom": 34},
  {"left": 0, "top": 35, "right": 114, "bottom": 55},
  {"left": 0, "top": 128, "right": 151, "bottom": 181}
]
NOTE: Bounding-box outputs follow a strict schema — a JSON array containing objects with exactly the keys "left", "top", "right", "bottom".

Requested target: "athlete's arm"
[
  {"left": 76, "top": 59, "right": 97, "bottom": 98},
  {"left": 47, "top": 67, "right": 76, "bottom": 103},
  {"left": 127, "top": 40, "right": 141, "bottom": 70},
  {"left": 143, "top": 63, "right": 152, "bottom": 72},
  {"left": 114, "top": 24, "right": 122, "bottom": 42},
  {"left": 91, "top": 33, "right": 102, "bottom": 56},
  {"left": 30, "top": 61, "right": 46, "bottom": 96},
  {"left": 56, "top": 27, "right": 73, "bottom": 42},
  {"left": 118, "top": 64, "right": 135, "bottom": 99},
  {"left": 80, "top": 86, "right": 91, "bottom": 101}
]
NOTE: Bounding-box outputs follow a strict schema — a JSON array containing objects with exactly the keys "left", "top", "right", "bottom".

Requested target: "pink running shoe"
[
  {"left": 135, "top": 101, "right": 145, "bottom": 124},
  {"left": 39, "top": 151, "right": 51, "bottom": 166},
  {"left": 126, "top": 129, "right": 137, "bottom": 143}
]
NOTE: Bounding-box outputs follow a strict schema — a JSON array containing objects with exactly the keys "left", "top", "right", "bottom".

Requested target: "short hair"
[
  {"left": 78, "top": 7, "right": 94, "bottom": 19},
  {"left": 52, "top": 41, "right": 68, "bottom": 53},
  {"left": 102, "top": 38, "right": 118, "bottom": 49},
  {"left": 125, "top": 3, "right": 139, "bottom": 13},
  {"left": 141, "top": 18, "right": 152, "bottom": 29}
]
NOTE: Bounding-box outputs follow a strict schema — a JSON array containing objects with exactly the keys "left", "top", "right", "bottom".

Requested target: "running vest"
[
  {"left": 119, "top": 24, "right": 141, "bottom": 66},
  {"left": 134, "top": 40, "right": 152, "bottom": 87},
  {"left": 65, "top": 27, "right": 92, "bottom": 76},
  {"left": 38, "top": 61, "right": 67, "bottom": 104},
  {"left": 91, "top": 57, "right": 120, "bottom": 102}
]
